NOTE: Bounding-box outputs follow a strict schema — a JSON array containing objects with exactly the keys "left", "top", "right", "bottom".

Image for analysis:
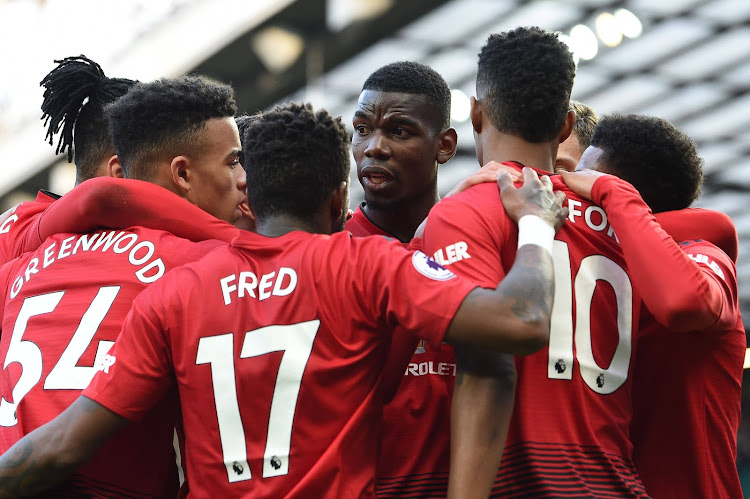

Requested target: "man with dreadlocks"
[
  {"left": 0, "top": 75, "right": 246, "bottom": 497},
  {"left": 0, "top": 56, "right": 136, "bottom": 265},
  {"left": 0, "top": 101, "right": 568, "bottom": 499}
]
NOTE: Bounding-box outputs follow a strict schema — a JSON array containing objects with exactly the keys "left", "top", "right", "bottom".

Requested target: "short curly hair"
[
  {"left": 242, "top": 103, "right": 350, "bottom": 223},
  {"left": 477, "top": 27, "right": 575, "bottom": 143},
  {"left": 362, "top": 61, "right": 451, "bottom": 130},
  {"left": 591, "top": 114, "right": 704, "bottom": 213},
  {"left": 105, "top": 75, "right": 237, "bottom": 180}
]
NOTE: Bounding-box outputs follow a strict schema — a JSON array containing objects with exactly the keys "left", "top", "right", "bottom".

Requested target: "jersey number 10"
[{"left": 547, "top": 241, "right": 633, "bottom": 394}]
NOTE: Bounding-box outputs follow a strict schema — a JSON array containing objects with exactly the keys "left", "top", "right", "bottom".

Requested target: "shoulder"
[
  {"left": 678, "top": 239, "right": 736, "bottom": 280},
  {"left": 36, "top": 190, "right": 60, "bottom": 203},
  {"left": 443, "top": 182, "right": 500, "bottom": 209},
  {"left": 656, "top": 208, "right": 738, "bottom": 262}
]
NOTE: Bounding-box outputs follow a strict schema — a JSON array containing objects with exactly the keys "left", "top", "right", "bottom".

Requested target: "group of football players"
[{"left": 0, "top": 25, "right": 743, "bottom": 499}]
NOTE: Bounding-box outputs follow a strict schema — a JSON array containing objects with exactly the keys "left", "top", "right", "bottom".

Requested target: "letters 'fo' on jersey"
[
  {"left": 422, "top": 164, "right": 649, "bottom": 498},
  {"left": 0, "top": 227, "right": 222, "bottom": 497},
  {"left": 84, "top": 230, "right": 475, "bottom": 498}
]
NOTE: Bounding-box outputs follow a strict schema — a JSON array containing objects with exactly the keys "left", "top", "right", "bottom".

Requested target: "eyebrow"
[
  {"left": 386, "top": 115, "right": 420, "bottom": 128},
  {"left": 352, "top": 110, "right": 420, "bottom": 128},
  {"left": 227, "top": 148, "right": 241, "bottom": 159}
]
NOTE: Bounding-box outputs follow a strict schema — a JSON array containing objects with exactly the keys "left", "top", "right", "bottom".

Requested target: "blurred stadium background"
[{"left": 0, "top": 0, "right": 748, "bottom": 490}]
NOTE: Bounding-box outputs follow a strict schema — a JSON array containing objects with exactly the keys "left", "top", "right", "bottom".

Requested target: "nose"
[
  {"left": 363, "top": 131, "right": 391, "bottom": 160},
  {"left": 236, "top": 163, "right": 247, "bottom": 194}
]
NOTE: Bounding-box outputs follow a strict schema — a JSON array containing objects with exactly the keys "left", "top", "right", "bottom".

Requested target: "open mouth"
[
  {"left": 362, "top": 167, "right": 396, "bottom": 191},
  {"left": 365, "top": 173, "right": 392, "bottom": 186}
]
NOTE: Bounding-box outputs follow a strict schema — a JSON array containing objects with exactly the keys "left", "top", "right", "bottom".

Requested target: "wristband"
[{"left": 517, "top": 215, "right": 555, "bottom": 256}]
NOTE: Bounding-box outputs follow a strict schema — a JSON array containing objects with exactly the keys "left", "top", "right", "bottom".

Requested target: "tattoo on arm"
[
  {"left": 0, "top": 438, "right": 43, "bottom": 498},
  {"left": 502, "top": 248, "right": 554, "bottom": 325}
]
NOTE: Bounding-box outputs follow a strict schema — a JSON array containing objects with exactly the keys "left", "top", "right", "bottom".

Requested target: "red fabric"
[
  {"left": 84, "top": 230, "right": 474, "bottom": 498},
  {"left": 346, "top": 204, "right": 392, "bottom": 239},
  {"left": 0, "top": 227, "right": 223, "bottom": 498},
  {"left": 592, "top": 177, "right": 730, "bottom": 332},
  {"left": 656, "top": 207, "right": 738, "bottom": 263},
  {"left": 347, "top": 205, "right": 456, "bottom": 497},
  {"left": 422, "top": 165, "right": 648, "bottom": 497},
  {"left": 0, "top": 191, "right": 57, "bottom": 264},
  {"left": 37, "top": 177, "right": 240, "bottom": 244},
  {"left": 591, "top": 176, "right": 744, "bottom": 499}
]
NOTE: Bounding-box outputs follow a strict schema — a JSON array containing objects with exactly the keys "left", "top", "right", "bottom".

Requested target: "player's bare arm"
[
  {"left": 446, "top": 169, "right": 567, "bottom": 498},
  {"left": 444, "top": 168, "right": 567, "bottom": 352},
  {"left": 449, "top": 348, "right": 516, "bottom": 499},
  {"left": 0, "top": 397, "right": 126, "bottom": 498}
]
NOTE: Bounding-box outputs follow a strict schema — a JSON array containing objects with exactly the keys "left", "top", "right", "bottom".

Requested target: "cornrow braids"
[{"left": 40, "top": 55, "right": 136, "bottom": 182}]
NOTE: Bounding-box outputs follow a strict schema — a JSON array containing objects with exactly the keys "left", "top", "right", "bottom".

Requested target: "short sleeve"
[
  {"left": 421, "top": 185, "right": 511, "bottom": 288},
  {"left": 679, "top": 239, "right": 739, "bottom": 331},
  {"left": 83, "top": 284, "right": 175, "bottom": 422},
  {"left": 350, "top": 237, "right": 476, "bottom": 345}
]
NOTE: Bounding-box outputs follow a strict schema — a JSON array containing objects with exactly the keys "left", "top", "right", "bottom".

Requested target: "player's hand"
[
  {"left": 445, "top": 161, "right": 522, "bottom": 198},
  {"left": 499, "top": 167, "right": 567, "bottom": 231},
  {"left": 558, "top": 170, "right": 613, "bottom": 201}
]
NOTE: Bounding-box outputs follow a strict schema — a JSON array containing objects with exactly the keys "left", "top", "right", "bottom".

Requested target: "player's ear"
[
  {"left": 558, "top": 109, "right": 576, "bottom": 144},
  {"left": 436, "top": 127, "right": 458, "bottom": 165},
  {"left": 106, "top": 155, "right": 124, "bottom": 178},
  {"left": 329, "top": 181, "right": 347, "bottom": 229},
  {"left": 470, "top": 97, "right": 482, "bottom": 135},
  {"left": 171, "top": 156, "right": 191, "bottom": 194},
  {"left": 239, "top": 201, "right": 253, "bottom": 219},
  {"left": 235, "top": 200, "right": 257, "bottom": 232}
]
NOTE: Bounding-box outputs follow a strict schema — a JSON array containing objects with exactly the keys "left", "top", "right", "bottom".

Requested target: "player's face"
[
  {"left": 352, "top": 90, "right": 442, "bottom": 209},
  {"left": 186, "top": 117, "right": 247, "bottom": 224},
  {"left": 555, "top": 133, "right": 583, "bottom": 172},
  {"left": 576, "top": 145, "right": 605, "bottom": 172}
]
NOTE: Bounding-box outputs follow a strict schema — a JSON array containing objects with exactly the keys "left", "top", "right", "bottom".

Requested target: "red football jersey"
[
  {"left": 656, "top": 207, "right": 738, "bottom": 263},
  {"left": 346, "top": 204, "right": 456, "bottom": 497},
  {"left": 84, "top": 230, "right": 475, "bottom": 498},
  {"left": 36, "top": 177, "right": 241, "bottom": 246},
  {"left": 346, "top": 204, "right": 391, "bottom": 239},
  {"left": 422, "top": 165, "right": 648, "bottom": 497},
  {"left": 590, "top": 178, "right": 745, "bottom": 499},
  {"left": 0, "top": 190, "right": 58, "bottom": 264},
  {"left": 0, "top": 227, "right": 223, "bottom": 497}
]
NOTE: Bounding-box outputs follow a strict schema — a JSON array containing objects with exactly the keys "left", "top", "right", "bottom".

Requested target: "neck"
[
  {"left": 363, "top": 188, "right": 438, "bottom": 243},
  {"left": 255, "top": 213, "right": 329, "bottom": 237},
  {"left": 479, "top": 131, "right": 557, "bottom": 172}
]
